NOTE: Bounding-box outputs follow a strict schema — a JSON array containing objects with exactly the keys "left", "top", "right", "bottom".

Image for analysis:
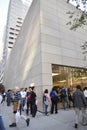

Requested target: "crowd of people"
[
  {"left": 0, "top": 83, "right": 87, "bottom": 129},
  {"left": 43, "top": 85, "right": 87, "bottom": 129},
  {"left": 0, "top": 84, "right": 37, "bottom": 129}
]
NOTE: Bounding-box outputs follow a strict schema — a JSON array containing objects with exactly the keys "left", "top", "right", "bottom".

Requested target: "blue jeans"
[
  {"left": 44, "top": 104, "right": 48, "bottom": 115},
  {"left": 0, "top": 116, "right": 6, "bottom": 130}
]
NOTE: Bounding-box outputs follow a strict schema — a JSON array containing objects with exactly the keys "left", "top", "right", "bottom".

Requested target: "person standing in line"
[
  {"left": 83, "top": 87, "right": 87, "bottom": 101},
  {"left": 60, "top": 86, "right": 69, "bottom": 110},
  {"left": 50, "top": 86, "right": 59, "bottom": 114},
  {"left": 73, "top": 85, "right": 87, "bottom": 129},
  {"left": 26, "top": 87, "right": 32, "bottom": 115},
  {"left": 9, "top": 86, "right": 30, "bottom": 127},
  {"left": 20, "top": 88, "right": 26, "bottom": 112},
  {"left": 0, "top": 84, "right": 6, "bottom": 130},
  {"left": 30, "top": 86, "right": 37, "bottom": 117},
  {"left": 43, "top": 89, "right": 51, "bottom": 115},
  {"left": 67, "top": 88, "right": 73, "bottom": 108}
]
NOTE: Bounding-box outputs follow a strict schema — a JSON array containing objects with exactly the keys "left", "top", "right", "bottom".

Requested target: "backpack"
[
  {"left": 43, "top": 95, "right": 49, "bottom": 105},
  {"left": 43, "top": 95, "right": 46, "bottom": 101},
  {"left": 50, "top": 90, "right": 57, "bottom": 98},
  {"left": 50, "top": 90, "right": 58, "bottom": 101},
  {"left": 61, "top": 88, "right": 66, "bottom": 97}
]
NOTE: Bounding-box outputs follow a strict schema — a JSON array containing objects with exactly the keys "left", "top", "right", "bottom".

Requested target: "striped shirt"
[{"left": 14, "top": 91, "right": 21, "bottom": 102}]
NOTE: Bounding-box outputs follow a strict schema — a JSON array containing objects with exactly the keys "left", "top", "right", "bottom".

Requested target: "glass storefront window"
[{"left": 52, "top": 64, "right": 87, "bottom": 88}]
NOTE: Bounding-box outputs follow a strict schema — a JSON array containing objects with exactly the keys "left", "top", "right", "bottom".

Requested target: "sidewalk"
[{"left": 2, "top": 102, "right": 87, "bottom": 130}]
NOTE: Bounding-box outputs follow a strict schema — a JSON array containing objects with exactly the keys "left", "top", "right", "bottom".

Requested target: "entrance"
[
  {"left": 52, "top": 64, "right": 87, "bottom": 109},
  {"left": 52, "top": 64, "right": 87, "bottom": 88}
]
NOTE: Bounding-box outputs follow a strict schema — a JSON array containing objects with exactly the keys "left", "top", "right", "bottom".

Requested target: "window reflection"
[{"left": 52, "top": 64, "right": 87, "bottom": 88}]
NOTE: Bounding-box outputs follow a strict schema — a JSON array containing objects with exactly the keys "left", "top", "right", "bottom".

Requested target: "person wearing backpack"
[
  {"left": 43, "top": 89, "right": 51, "bottom": 115},
  {"left": 50, "top": 87, "right": 59, "bottom": 114},
  {"left": 60, "top": 86, "right": 69, "bottom": 110}
]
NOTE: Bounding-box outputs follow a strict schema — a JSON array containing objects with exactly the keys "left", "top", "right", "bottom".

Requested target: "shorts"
[{"left": 13, "top": 102, "right": 18, "bottom": 113}]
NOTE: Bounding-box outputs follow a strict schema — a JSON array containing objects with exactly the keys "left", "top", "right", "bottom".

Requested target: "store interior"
[{"left": 52, "top": 64, "right": 87, "bottom": 89}]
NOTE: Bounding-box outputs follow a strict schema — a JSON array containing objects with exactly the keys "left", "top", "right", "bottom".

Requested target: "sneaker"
[
  {"left": 32, "top": 115, "right": 35, "bottom": 117},
  {"left": 82, "top": 123, "right": 87, "bottom": 126},
  {"left": 26, "top": 118, "right": 30, "bottom": 126},
  {"left": 9, "top": 123, "right": 17, "bottom": 127},
  {"left": 45, "top": 114, "right": 49, "bottom": 116},
  {"left": 75, "top": 123, "right": 78, "bottom": 128}
]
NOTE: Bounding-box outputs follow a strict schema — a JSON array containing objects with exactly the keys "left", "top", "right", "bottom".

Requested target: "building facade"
[
  {"left": 4, "top": 0, "right": 87, "bottom": 110},
  {"left": 5, "top": 0, "right": 33, "bottom": 56},
  {"left": 0, "top": 0, "right": 33, "bottom": 83}
]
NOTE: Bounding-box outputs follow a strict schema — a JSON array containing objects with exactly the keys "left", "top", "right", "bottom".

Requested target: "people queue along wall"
[
  {"left": 1, "top": 85, "right": 87, "bottom": 114},
  {"left": 43, "top": 86, "right": 87, "bottom": 112},
  {"left": 0, "top": 84, "right": 87, "bottom": 129},
  {"left": 43, "top": 85, "right": 87, "bottom": 129},
  {"left": 43, "top": 86, "right": 73, "bottom": 115}
]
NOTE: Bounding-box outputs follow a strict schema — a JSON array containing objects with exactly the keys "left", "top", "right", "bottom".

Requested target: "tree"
[
  {"left": 66, "top": 11, "right": 87, "bottom": 30},
  {"left": 66, "top": 0, "right": 87, "bottom": 30},
  {"left": 66, "top": 0, "right": 87, "bottom": 57},
  {"left": 67, "top": 0, "right": 87, "bottom": 11}
]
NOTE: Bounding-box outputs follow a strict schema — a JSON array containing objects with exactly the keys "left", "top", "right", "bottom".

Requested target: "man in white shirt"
[
  {"left": 83, "top": 87, "right": 87, "bottom": 101},
  {"left": 20, "top": 88, "right": 26, "bottom": 112}
]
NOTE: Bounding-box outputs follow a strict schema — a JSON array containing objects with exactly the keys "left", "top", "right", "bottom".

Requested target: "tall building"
[
  {"left": 0, "top": 0, "right": 33, "bottom": 83},
  {"left": 5, "top": 0, "right": 33, "bottom": 56},
  {"left": 4, "top": 0, "right": 87, "bottom": 110},
  {"left": 0, "top": 26, "right": 7, "bottom": 83}
]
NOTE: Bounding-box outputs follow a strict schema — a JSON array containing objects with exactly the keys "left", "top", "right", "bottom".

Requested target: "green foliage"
[
  {"left": 66, "top": 11, "right": 87, "bottom": 30},
  {"left": 66, "top": 2, "right": 87, "bottom": 55},
  {"left": 81, "top": 41, "right": 87, "bottom": 54}
]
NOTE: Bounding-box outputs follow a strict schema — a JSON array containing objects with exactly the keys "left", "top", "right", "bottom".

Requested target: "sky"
[
  {"left": 0, "top": 0, "right": 10, "bottom": 58},
  {"left": 0, "top": 0, "right": 32, "bottom": 59}
]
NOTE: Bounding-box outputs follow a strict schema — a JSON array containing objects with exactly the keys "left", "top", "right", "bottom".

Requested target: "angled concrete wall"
[{"left": 4, "top": 0, "right": 87, "bottom": 110}]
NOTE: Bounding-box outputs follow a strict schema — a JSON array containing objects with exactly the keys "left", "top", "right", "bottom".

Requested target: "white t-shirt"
[
  {"left": 84, "top": 90, "right": 87, "bottom": 98},
  {"left": 20, "top": 91, "right": 26, "bottom": 98},
  {"left": 0, "top": 95, "right": 2, "bottom": 103}
]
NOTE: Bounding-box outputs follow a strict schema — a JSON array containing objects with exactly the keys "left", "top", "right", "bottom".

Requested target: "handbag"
[
  {"left": 24, "top": 103, "right": 27, "bottom": 110},
  {"left": 15, "top": 110, "right": 20, "bottom": 123}
]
